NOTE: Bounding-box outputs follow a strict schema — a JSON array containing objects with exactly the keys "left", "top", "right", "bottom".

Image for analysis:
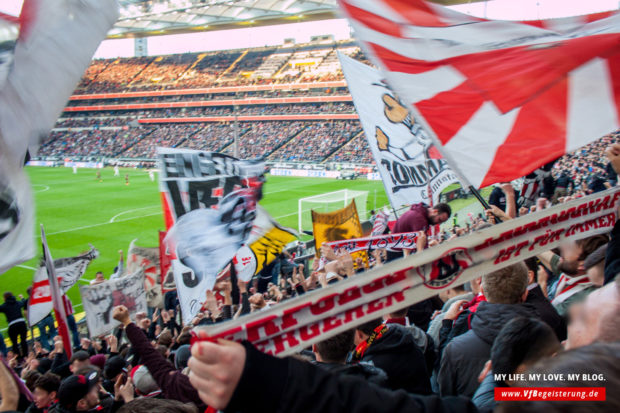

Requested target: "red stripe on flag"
[
  {"left": 451, "top": 34, "right": 620, "bottom": 114},
  {"left": 381, "top": 0, "right": 446, "bottom": 27},
  {"left": 367, "top": 42, "right": 439, "bottom": 74},
  {"left": 606, "top": 53, "right": 620, "bottom": 125},
  {"left": 18, "top": 0, "right": 37, "bottom": 40},
  {"left": 340, "top": 0, "right": 403, "bottom": 38},
  {"left": 160, "top": 191, "right": 175, "bottom": 230},
  {"left": 0, "top": 11, "right": 19, "bottom": 24},
  {"left": 480, "top": 78, "right": 568, "bottom": 187},
  {"left": 415, "top": 81, "right": 484, "bottom": 145},
  {"left": 584, "top": 10, "right": 617, "bottom": 23}
]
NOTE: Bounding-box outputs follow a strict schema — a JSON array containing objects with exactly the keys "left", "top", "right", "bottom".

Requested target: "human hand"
[
  {"left": 415, "top": 231, "right": 427, "bottom": 252},
  {"left": 106, "top": 335, "right": 118, "bottom": 352},
  {"left": 444, "top": 299, "right": 468, "bottom": 321},
  {"left": 605, "top": 143, "right": 620, "bottom": 175},
  {"left": 320, "top": 244, "right": 337, "bottom": 261},
  {"left": 189, "top": 339, "right": 246, "bottom": 410},
  {"left": 114, "top": 374, "right": 134, "bottom": 402},
  {"left": 112, "top": 305, "right": 132, "bottom": 326}
]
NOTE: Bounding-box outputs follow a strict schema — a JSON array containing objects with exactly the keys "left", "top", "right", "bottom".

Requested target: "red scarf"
[{"left": 352, "top": 323, "right": 388, "bottom": 360}]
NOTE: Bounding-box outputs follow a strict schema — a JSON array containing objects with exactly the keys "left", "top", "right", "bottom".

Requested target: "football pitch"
[
  {"left": 0, "top": 166, "right": 391, "bottom": 331},
  {"left": 0, "top": 166, "right": 489, "bottom": 332}
]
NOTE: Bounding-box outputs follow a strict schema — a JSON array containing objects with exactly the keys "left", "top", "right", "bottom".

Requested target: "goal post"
[{"left": 298, "top": 189, "right": 369, "bottom": 233}]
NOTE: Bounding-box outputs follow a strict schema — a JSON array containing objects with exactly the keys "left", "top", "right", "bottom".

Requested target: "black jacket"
[
  {"left": 317, "top": 361, "right": 389, "bottom": 388},
  {"left": 0, "top": 296, "right": 27, "bottom": 324},
  {"left": 225, "top": 341, "right": 478, "bottom": 413},
  {"left": 525, "top": 284, "right": 566, "bottom": 340},
  {"left": 359, "top": 324, "right": 432, "bottom": 394},
  {"left": 438, "top": 301, "right": 537, "bottom": 397}
]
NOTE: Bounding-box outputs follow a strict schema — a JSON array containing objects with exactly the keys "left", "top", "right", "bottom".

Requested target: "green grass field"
[{"left": 0, "top": 166, "right": 490, "bottom": 332}]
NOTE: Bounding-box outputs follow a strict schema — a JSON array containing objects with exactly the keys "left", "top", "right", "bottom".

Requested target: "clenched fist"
[{"left": 112, "top": 305, "right": 132, "bottom": 327}]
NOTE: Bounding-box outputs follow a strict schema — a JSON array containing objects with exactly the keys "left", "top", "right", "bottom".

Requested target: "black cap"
[
  {"left": 69, "top": 350, "right": 90, "bottom": 364},
  {"left": 104, "top": 356, "right": 127, "bottom": 380},
  {"left": 57, "top": 373, "right": 98, "bottom": 409}
]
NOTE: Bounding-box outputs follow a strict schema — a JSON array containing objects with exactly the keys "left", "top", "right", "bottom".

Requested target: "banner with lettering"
[
  {"left": 325, "top": 232, "right": 418, "bottom": 255},
  {"left": 195, "top": 187, "right": 620, "bottom": 356},
  {"left": 157, "top": 148, "right": 265, "bottom": 229},
  {"left": 339, "top": 53, "right": 458, "bottom": 209}
]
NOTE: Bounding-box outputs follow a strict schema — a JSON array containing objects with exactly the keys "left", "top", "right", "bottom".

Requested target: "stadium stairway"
[
  {"left": 114, "top": 127, "right": 157, "bottom": 157},
  {"left": 217, "top": 126, "right": 252, "bottom": 153},
  {"left": 321, "top": 129, "right": 365, "bottom": 163},
  {"left": 216, "top": 50, "right": 249, "bottom": 82},
  {"left": 263, "top": 123, "right": 310, "bottom": 159},
  {"left": 125, "top": 57, "right": 157, "bottom": 87}
]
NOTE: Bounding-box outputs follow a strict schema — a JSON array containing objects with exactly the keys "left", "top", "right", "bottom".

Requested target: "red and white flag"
[
  {"left": 40, "top": 225, "right": 72, "bottom": 358},
  {"left": 339, "top": 0, "right": 620, "bottom": 188}
]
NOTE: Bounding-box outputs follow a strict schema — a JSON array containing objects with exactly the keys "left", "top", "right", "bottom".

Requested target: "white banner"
[
  {"left": 28, "top": 246, "right": 98, "bottom": 326},
  {"left": 339, "top": 54, "right": 458, "bottom": 208},
  {"left": 80, "top": 271, "right": 147, "bottom": 337},
  {"left": 195, "top": 187, "right": 620, "bottom": 356}
]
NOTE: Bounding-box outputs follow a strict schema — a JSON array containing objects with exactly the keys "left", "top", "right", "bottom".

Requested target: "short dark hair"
[
  {"left": 524, "top": 257, "right": 538, "bottom": 274},
  {"left": 118, "top": 398, "right": 198, "bottom": 413},
  {"left": 315, "top": 330, "right": 354, "bottom": 363},
  {"left": 434, "top": 203, "right": 452, "bottom": 217},
  {"left": 34, "top": 372, "right": 61, "bottom": 394},
  {"left": 356, "top": 318, "right": 383, "bottom": 336},
  {"left": 491, "top": 317, "right": 560, "bottom": 376},
  {"left": 576, "top": 234, "right": 609, "bottom": 261}
]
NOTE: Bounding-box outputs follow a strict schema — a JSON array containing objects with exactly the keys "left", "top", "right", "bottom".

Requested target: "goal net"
[{"left": 298, "top": 189, "right": 369, "bottom": 233}]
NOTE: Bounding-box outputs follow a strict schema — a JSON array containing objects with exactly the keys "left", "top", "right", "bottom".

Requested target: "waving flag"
[
  {"left": 339, "top": 0, "right": 620, "bottom": 188},
  {"left": 28, "top": 246, "right": 98, "bottom": 326},
  {"left": 0, "top": 0, "right": 118, "bottom": 274}
]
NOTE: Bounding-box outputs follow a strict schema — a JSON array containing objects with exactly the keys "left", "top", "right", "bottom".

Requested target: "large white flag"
[
  {"left": 28, "top": 246, "right": 98, "bottom": 326},
  {"left": 0, "top": 0, "right": 118, "bottom": 274},
  {"left": 339, "top": 53, "right": 458, "bottom": 208},
  {"left": 339, "top": 0, "right": 620, "bottom": 188}
]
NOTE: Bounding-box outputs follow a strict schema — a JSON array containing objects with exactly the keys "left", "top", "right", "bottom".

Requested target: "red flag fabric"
[
  {"left": 40, "top": 226, "right": 72, "bottom": 358},
  {"left": 339, "top": 0, "right": 620, "bottom": 188}
]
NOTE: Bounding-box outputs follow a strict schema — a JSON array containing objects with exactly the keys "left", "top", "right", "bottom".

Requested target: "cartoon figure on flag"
[
  {"left": 339, "top": 0, "right": 620, "bottom": 188},
  {"left": 339, "top": 54, "right": 458, "bottom": 209}
]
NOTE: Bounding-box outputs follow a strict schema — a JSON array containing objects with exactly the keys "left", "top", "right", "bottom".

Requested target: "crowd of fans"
[
  {"left": 268, "top": 121, "right": 362, "bottom": 162},
  {"left": 40, "top": 128, "right": 152, "bottom": 158},
  {"left": 72, "top": 43, "right": 362, "bottom": 95},
  {"left": 2, "top": 140, "right": 619, "bottom": 413},
  {"left": 221, "top": 121, "right": 307, "bottom": 159}
]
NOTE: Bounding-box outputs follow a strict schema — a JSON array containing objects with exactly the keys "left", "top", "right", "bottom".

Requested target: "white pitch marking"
[
  {"left": 109, "top": 205, "right": 161, "bottom": 223},
  {"left": 32, "top": 184, "right": 50, "bottom": 193},
  {"left": 17, "top": 264, "right": 37, "bottom": 270},
  {"left": 47, "top": 212, "right": 162, "bottom": 236}
]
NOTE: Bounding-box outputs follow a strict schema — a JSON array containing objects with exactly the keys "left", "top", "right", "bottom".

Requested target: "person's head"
[
  {"left": 130, "top": 365, "right": 161, "bottom": 397},
  {"left": 481, "top": 263, "right": 529, "bottom": 304},
  {"left": 3, "top": 291, "right": 14, "bottom": 302},
  {"left": 491, "top": 318, "right": 561, "bottom": 384},
  {"left": 558, "top": 234, "right": 609, "bottom": 275},
  {"left": 497, "top": 342, "right": 620, "bottom": 413},
  {"left": 57, "top": 373, "right": 100, "bottom": 411},
  {"left": 583, "top": 244, "right": 607, "bottom": 286},
  {"left": 94, "top": 271, "right": 105, "bottom": 282},
  {"left": 313, "top": 330, "right": 354, "bottom": 364},
  {"left": 439, "top": 284, "right": 468, "bottom": 302},
  {"left": 104, "top": 355, "right": 127, "bottom": 382},
  {"left": 428, "top": 203, "right": 451, "bottom": 225},
  {"left": 69, "top": 351, "right": 91, "bottom": 374},
  {"left": 24, "top": 369, "right": 41, "bottom": 391},
  {"left": 354, "top": 318, "right": 383, "bottom": 345},
  {"left": 117, "top": 398, "right": 198, "bottom": 413},
  {"left": 467, "top": 277, "right": 483, "bottom": 295},
  {"left": 33, "top": 373, "right": 61, "bottom": 409},
  {"left": 565, "top": 280, "right": 620, "bottom": 349},
  {"left": 524, "top": 257, "right": 539, "bottom": 285},
  {"left": 174, "top": 345, "right": 191, "bottom": 370}
]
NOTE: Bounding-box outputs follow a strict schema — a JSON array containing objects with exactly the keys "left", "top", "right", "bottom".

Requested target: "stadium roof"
[{"left": 111, "top": 0, "right": 480, "bottom": 39}]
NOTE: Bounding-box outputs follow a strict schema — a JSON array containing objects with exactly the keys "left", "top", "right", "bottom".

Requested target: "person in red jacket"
[{"left": 392, "top": 203, "right": 452, "bottom": 234}]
